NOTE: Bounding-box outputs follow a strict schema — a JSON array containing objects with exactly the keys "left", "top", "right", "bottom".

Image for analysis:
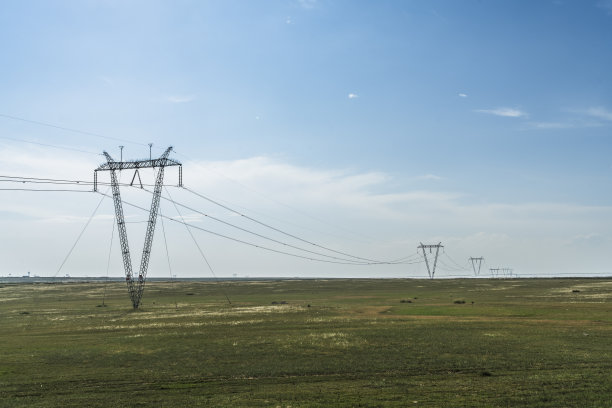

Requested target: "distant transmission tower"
[
  {"left": 94, "top": 146, "right": 182, "bottom": 309},
  {"left": 418, "top": 242, "right": 443, "bottom": 279},
  {"left": 469, "top": 257, "right": 484, "bottom": 276},
  {"left": 489, "top": 267, "right": 513, "bottom": 278}
]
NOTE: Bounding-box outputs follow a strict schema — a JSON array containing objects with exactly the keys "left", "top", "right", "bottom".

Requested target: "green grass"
[{"left": 1, "top": 278, "right": 612, "bottom": 407}]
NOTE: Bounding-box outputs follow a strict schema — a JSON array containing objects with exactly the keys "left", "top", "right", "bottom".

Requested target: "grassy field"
[{"left": 1, "top": 278, "right": 612, "bottom": 407}]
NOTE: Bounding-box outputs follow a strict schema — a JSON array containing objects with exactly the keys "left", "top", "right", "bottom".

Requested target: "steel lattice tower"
[
  {"left": 418, "top": 242, "right": 443, "bottom": 279},
  {"left": 469, "top": 257, "right": 484, "bottom": 276},
  {"left": 95, "top": 146, "right": 182, "bottom": 309}
]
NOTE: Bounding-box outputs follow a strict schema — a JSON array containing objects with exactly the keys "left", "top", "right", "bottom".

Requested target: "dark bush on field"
[
  {"left": 480, "top": 371, "right": 492, "bottom": 377},
  {"left": 186, "top": 293, "right": 195, "bottom": 296},
  {"left": 572, "top": 289, "right": 581, "bottom": 293},
  {"left": 400, "top": 299, "right": 412, "bottom": 303},
  {"left": 453, "top": 300, "right": 466, "bottom": 304}
]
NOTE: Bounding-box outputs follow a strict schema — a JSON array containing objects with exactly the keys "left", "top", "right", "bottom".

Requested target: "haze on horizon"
[{"left": 1, "top": 0, "right": 612, "bottom": 279}]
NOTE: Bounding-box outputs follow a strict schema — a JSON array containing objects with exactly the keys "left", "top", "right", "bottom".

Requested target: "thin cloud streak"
[
  {"left": 583, "top": 106, "right": 612, "bottom": 121},
  {"left": 2, "top": 146, "right": 611, "bottom": 276},
  {"left": 167, "top": 95, "right": 196, "bottom": 104},
  {"left": 412, "top": 174, "right": 444, "bottom": 181},
  {"left": 298, "top": 0, "right": 318, "bottom": 10},
  {"left": 475, "top": 107, "right": 527, "bottom": 118},
  {"left": 529, "top": 121, "right": 576, "bottom": 129}
]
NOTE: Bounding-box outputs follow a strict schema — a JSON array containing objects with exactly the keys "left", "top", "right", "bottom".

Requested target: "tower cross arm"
[
  {"left": 95, "top": 147, "right": 180, "bottom": 171},
  {"left": 417, "top": 243, "right": 444, "bottom": 249}
]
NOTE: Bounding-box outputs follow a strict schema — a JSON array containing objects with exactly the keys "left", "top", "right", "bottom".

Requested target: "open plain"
[{"left": 1, "top": 278, "right": 611, "bottom": 407}]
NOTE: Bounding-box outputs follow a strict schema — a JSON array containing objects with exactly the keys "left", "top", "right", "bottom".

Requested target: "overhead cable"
[
  {"left": 139, "top": 186, "right": 388, "bottom": 265},
  {"left": 97, "top": 191, "right": 382, "bottom": 266},
  {"left": 54, "top": 189, "right": 108, "bottom": 277},
  {"left": 183, "top": 185, "right": 390, "bottom": 264},
  {"left": 164, "top": 186, "right": 232, "bottom": 304},
  {"left": 0, "top": 113, "right": 147, "bottom": 146}
]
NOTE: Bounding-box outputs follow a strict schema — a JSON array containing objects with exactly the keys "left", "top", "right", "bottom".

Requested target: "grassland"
[{"left": 1, "top": 278, "right": 612, "bottom": 407}]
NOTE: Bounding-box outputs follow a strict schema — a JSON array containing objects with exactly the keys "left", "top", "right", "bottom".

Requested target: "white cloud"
[
  {"left": 286, "top": 16, "right": 292, "bottom": 24},
  {"left": 458, "top": 93, "right": 468, "bottom": 98},
  {"left": 413, "top": 174, "right": 444, "bottom": 181},
  {"left": 583, "top": 106, "right": 612, "bottom": 121},
  {"left": 298, "top": 0, "right": 318, "bottom": 9},
  {"left": 569, "top": 233, "right": 609, "bottom": 247},
  {"left": 167, "top": 95, "right": 196, "bottom": 104},
  {"left": 2, "top": 147, "right": 612, "bottom": 278},
  {"left": 475, "top": 107, "right": 527, "bottom": 118},
  {"left": 529, "top": 121, "right": 575, "bottom": 129},
  {"left": 348, "top": 93, "right": 359, "bottom": 99}
]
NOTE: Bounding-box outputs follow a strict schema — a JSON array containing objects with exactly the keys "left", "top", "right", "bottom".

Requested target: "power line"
[
  {"left": 0, "top": 188, "right": 92, "bottom": 192},
  {"left": 189, "top": 190, "right": 361, "bottom": 244},
  {"left": 158, "top": 203, "right": 178, "bottom": 310},
  {"left": 2, "top": 173, "right": 403, "bottom": 264},
  {"left": 397, "top": 258, "right": 425, "bottom": 265},
  {"left": 173, "top": 149, "right": 380, "bottom": 244},
  {"left": 436, "top": 258, "right": 467, "bottom": 272},
  {"left": 0, "top": 174, "right": 178, "bottom": 188},
  {"left": 442, "top": 249, "right": 469, "bottom": 271},
  {"left": 54, "top": 190, "right": 108, "bottom": 277},
  {"left": 0, "top": 113, "right": 147, "bottom": 146},
  {"left": 1, "top": 173, "right": 416, "bottom": 266},
  {"left": 0, "top": 135, "right": 101, "bottom": 155},
  {"left": 143, "top": 187, "right": 385, "bottom": 265},
  {"left": 102, "top": 217, "right": 116, "bottom": 307},
  {"left": 164, "top": 187, "right": 231, "bottom": 304},
  {"left": 389, "top": 252, "right": 422, "bottom": 263},
  {"left": 183, "top": 186, "right": 389, "bottom": 264},
  {"left": 96, "top": 191, "right": 385, "bottom": 266}
]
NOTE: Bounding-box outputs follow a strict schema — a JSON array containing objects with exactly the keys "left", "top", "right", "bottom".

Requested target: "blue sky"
[{"left": 1, "top": 0, "right": 612, "bottom": 278}]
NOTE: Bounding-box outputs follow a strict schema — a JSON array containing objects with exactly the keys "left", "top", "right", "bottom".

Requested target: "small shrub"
[
  {"left": 185, "top": 293, "right": 195, "bottom": 296},
  {"left": 400, "top": 299, "right": 412, "bottom": 303},
  {"left": 572, "top": 289, "right": 581, "bottom": 293},
  {"left": 480, "top": 371, "right": 492, "bottom": 377},
  {"left": 453, "top": 300, "right": 466, "bottom": 304}
]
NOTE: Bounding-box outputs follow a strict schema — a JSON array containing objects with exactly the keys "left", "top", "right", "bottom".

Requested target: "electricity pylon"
[
  {"left": 94, "top": 146, "right": 182, "bottom": 309},
  {"left": 418, "top": 242, "right": 443, "bottom": 279},
  {"left": 489, "top": 267, "right": 513, "bottom": 278},
  {"left": 469, "top": 257, "right": 484, "bottom": 276}
]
